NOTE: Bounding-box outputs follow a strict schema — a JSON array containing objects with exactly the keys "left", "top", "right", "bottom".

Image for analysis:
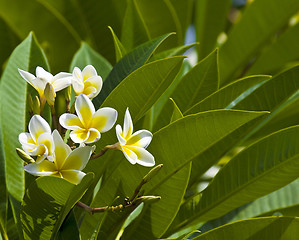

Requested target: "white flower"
[
  {"left": 18, "top": 66, "right": 72, "bottom": 105},
  {"left": 72, "top": 65, "right": 103, "bottom": 99},
  {"left": 23, "top": 130, "right": 92, "bottom": 185},
  {"left": 18, "top": 115, "right": 54, "bottom": 162},
  {"left": 116, "top": 108, "right": 155, "bottom": 167},
  {"left": 59, "top": 94, "right": 117, "bottom": 143}
]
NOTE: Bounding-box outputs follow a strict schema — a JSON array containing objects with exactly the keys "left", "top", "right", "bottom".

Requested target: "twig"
[{"left": 91, "top": 143, "right": 120, "bottom": 159}]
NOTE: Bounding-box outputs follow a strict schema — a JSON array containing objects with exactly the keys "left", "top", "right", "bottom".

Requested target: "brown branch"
[{"left": 91, "top": 143, "right": 120, "bottom": 160}]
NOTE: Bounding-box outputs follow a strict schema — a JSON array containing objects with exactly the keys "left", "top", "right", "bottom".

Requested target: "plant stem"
[{"left": 91, "top": 143, "right": 120, "bottom": 159}]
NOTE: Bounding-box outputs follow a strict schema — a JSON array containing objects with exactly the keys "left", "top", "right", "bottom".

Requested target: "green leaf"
[
  {"left": 57, "top": 210, "right": 80, "bottom": 240},
  {"left": 150, "top": 43, "right": 198, "bottom": 62},
  {"left": 185, "top": 75, "right": 271, "bottom": 114},
  {"left": 93, "top": 33, "right": 174, "bottom": 108},
  {"left": 247, "top": 23, "right": 299, "bottom": 75},
  {"left": 231, "top": 65, "right": 299, "bottom": 139},
  {"left": 92, "top": 110, "right": 266, "bottom": 240},
  {"left": 109, "top": 26, "right": 127, "bottom": 62},
  {"left": 0, "top": 0, "right": 80, "bottom": 72},
  {"left": 170, "top": 98, "right": 183, "bottom": 122},
  {"left": 219, "top": 0, "right": 299, "bottom": 85},
  {"left": 21, "top": 173, "right": 93, "bottom": 240},
  {"left": 200, "top": 179, "right": 299, "bottom": 233},
  {"left": 0, "top": 124, "right": 7, "bottom": 240},
  {"left": 121, "top": 0, "right": 150, "bottom": 51},
  {"left": 0, "top": 32, "right": 49, "bottom": 202},
  {"left": 171, "top": 126, "right": 299, "bottom": 233},
  {"left": 195, "top": 0, "right": 231, "bottom": 60},
  {"left": 70, "top": 42, "right": 112, "bottom": 80},
  {"left": 193, "top": 217, "right": 299, "bottom": 240},
  {"left": 171, "top": 49, "right": 219, "bottom": 113}
]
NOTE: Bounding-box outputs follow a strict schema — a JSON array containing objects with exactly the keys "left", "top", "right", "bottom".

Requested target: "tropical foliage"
[{"left": 0, "top": 0, "right": 299, "bottom": 239}]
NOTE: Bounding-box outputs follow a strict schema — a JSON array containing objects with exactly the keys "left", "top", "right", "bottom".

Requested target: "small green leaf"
[
  {"left": 108, "top": 26, "right": 127, "bottom": 62},
  {"left": 21, "top": 173, "right": 93, "bottom": 240},
  {"left": 170, "top": 98, "right": 183, "bottom": 123},
  {"left": 193, "top": 217, "right": 299, "bottom": 240},
  {"left": 70, "top": 42, "right": 112, "bottom": 80},
  {"left": 93, "top": 33, "right": 174, "bottom": 108}
]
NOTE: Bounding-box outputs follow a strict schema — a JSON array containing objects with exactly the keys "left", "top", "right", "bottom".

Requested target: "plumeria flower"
[
  {"left": 72, "top": 65, "right": 103, "bottom": 99},
  {"left": 116, "top": 108, "right": 155, "bottom": 167},
  {"left": 59, "top": 94, "right": 117, "bottom": 144},
  {"left": 18, "top": 66, "right": 72, "bottom": 106},
  {"left": 23, "top": 130, "right": 92, "bottom": 185},
  {"left": 19, "top": 115, "right": 54, "bottom": 162}
]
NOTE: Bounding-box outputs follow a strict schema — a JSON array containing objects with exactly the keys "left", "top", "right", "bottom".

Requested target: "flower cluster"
[{"left": 18, "top": 65, "right": 155, "bottom": 184}]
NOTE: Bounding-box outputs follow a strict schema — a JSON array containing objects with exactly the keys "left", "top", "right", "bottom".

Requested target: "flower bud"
[
  {"left": 44, "top": 82, "right": 56, "bottom": 107},
  {"left": 65, "top": 86, "right": 72, "bottom": 102},
  {"left": 27, "top": 94, "right": 33, "bottom": 114},
  {"left": 16, "top": 148, "right": 35, "bottom": 164},
  {"left": 33, "top": 96, "right": 41, "bottom": 115},
  {"left": 135, "top": 195, "right": 161, "bottom": 204},
  {"left": 143, "top": 164, "right": 163, "bottom": 183}
]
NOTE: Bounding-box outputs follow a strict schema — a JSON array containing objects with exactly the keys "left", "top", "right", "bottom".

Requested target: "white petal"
[
  {"left": 52, "top": 130, "right": 72, "bottom": 169},
  {"left": 18, "top": 69, "right": 36, "bottom": 87},
  {"left": 75, "top": 94, "right": 95, "bottom": 127},
  {"left": 29, "top": 115, "right": 51, "bottom": 141},
  {"left": 123, "top": 108, "right": 133, "bottom": 139},
  {"left": 82, "top": 65, "right": 97, "bottom": 78},
  {"left": 62, "top": 146, "right": 92, "bottom": 171},
  {"left": 116, "top": 125, "right": 126, "bottom": 145},
  {"left": 19, "top": 132, "right": 35, "bottom": 145},
  {"left": 70, "top": 129, "right": 90, "bottom": 143},
  {"left": 36, "top": 66, "right": 53, "bottom": 82},
  {"left": 59, "top": 113, "right": 84, "bottom": 130},
  {"left": 72, "top": 67, "right": 84, "bottom": 94},
  {"left": 36, "top": 132, "right": 54, "bottom": 158},
  {"left": 27, "top": 144, "right": 47, "bottom": 157},
  {"left": 51, "top": 72, "right": 72, "bottom": 92},
  {"left": 60, "top": 170, "right": 86, "bottom": 185},
  {"left": 85, "top": 128, "right": 101, "bottom": 144},
  {"left": 120, "top": 145, "right": 137, "bottom": 165},
  {"left": 127, "top": 130, "right": 153, "bottom": 148},
  {"left": 90, "top": 107, "right": 117, "bottom": 133},
  {"left": 23, "top": 160, "right": 57, "bottom": 176},
  {"left": 130, "top": 146, "right": 155, "bottom": 167}
]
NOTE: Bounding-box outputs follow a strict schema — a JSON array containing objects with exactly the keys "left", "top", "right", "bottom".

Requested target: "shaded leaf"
[
  {"left": 219, "top": 0, "right": 299, "bottom": 84},
  {"left": 194, "top": 217, "right": 299, "bottom": 240},
  {"left": 21, "top": 173, "right": 93, "bottom": 240},
  {"left": 109, "top": 26, "right": 127, "bottom": 62}
]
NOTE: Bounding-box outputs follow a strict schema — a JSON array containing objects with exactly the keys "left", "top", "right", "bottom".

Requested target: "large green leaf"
[
  {"left": 219, "top": 0, "right": 299, "bottom": 85},
  {"left": 195, "top": 0, "right": 231, "bottom": 60},
  {"left": 70, "top": 42, "right": 112, "bottom": 80},
  {"left": 193, "top": 217, "right": 299, "bottom": 240},
  {"left": 247, "top": 22, "right": 299, "bottom": 75},
  {"left": 57, "top": 210, "right": 80, "bottom": 240},
  {"left": 230, "top": 65, "right": 299, "bottom": 139},
  {"left": 93, "top": 33, "right": 174, "bottom": 108},
  {"left": 21, "top": 174, "right": 93, "bottom": 240},
  {"left": 0, "top": 32, "right": 49, "bottom": 202},
  {"left": 0, "top": 0, "right": 80, "bottom": 72},
  {"left": 82, "top": 110, "right": 267, "bottom": 239},
  {"left": 121, "top": 0, "right": 150, "bottom": 51},
  {"left": 170, "top": 126, "right": 299, "bottom": 234},
  {"left": 185, "top": 75, "right": 270, "bottom": 114},
  {"left": 200, "top": 179, "right": 299, "bottom": 233},
  {"left": 0, "top": 124, "right": 7, "bottom": 239}
]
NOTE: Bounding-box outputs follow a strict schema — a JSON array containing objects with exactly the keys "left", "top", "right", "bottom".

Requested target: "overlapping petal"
[
  {"left": 116, "top": 108, "right": 155, "bottom": 167},
  {"left": 59, "top": 94, "right": 117, "bottom": 144},
  {"left": 71, "top": 65, "right": 103, "bottom": 99},
  {"left": 29, "top": 115, "right": 51, "bottom": 141}
]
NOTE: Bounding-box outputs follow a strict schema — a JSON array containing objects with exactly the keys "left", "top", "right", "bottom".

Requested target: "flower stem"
[
  {"left": 91, "top": 142, "right": 120, "bottom": 159},
  {"left": 75, "top": 200, "right": 133, "bottom": 214}
]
